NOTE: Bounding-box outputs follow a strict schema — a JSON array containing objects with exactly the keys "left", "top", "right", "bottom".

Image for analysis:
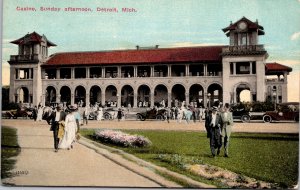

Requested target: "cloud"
[{"left": 290, "top": 32, "right": 300, "bottom": 41}]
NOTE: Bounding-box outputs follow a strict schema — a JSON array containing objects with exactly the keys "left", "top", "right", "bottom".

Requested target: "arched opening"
[
  {"left": 239, "top": 90, "right": 251, "bottom": 102},
  {"left": 90, "top": 85, "right": 101, "bottom": 106},
  {"left": 60, "top": 86, "right": 71, "bottom": 106},
  {"left": 236, "top": 83, "right": 251, "bottom": 103},
  {"left": 17, "top": 87, "right": 29, "bottom": 103},
  {"left": 45, "top": 86, "right": 56, "bottom": 105},
  {"left": 75, "top": 86, "right": 86, "bottom": 107},
  {"left": 172, "top": 84, "right": 186, "bottom": 107},
  {"left": 207, "top": 83, "right": 223, "bottom": 107},
  {"left": 105, "top": 85, "right": 118, "bottom": 107},
  {"left": 121, "top": 85, "right": 134, "bottom": 107},
  {"left": 137, "top": 85, "right": 150, "bottom": 107},
  {"left": 154, "top": 84, "right": 168, "bottom": 107},
  {"left": 189, "top": 84, "right": 204, "bottom": 107}
]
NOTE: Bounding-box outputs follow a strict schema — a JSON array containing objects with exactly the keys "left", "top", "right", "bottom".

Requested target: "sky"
[{"left": 1, "top": 0, "right": 300, "bottom": 101}]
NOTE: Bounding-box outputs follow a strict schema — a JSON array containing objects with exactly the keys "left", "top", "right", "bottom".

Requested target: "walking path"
[
  {"left": 1, "top": 119, "right": 298, "bottom": 187},
  {"left": 1, "top": 120, "right": 180, "bottom": 187}
]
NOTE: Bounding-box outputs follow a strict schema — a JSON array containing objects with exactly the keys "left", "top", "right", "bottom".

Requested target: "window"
[
  {"left": 230, "top": 63, "right": 234, "bottom": 75},
  {"left": 236, "top": 62, "right": 250, "bottom": 74},
  {"left": 241, "top": 33, "right": 247, "bottom": 45}
]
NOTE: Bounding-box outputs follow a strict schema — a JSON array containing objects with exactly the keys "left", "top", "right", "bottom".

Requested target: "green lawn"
[
  {"left": 1, "top": 126, "right": 21, "bottom": 180},
  {"left": 81, "top": 129, "right": 299, "bottom": 188}
]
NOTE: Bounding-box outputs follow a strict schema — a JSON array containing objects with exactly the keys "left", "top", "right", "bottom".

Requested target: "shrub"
[{"left": 93, "top": 129, "right": 152, "bottom": 148}]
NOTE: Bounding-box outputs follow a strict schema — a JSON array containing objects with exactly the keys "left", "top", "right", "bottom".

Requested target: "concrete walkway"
[{"left": 1, "top": 121, "right": 181, "bottom": 187}]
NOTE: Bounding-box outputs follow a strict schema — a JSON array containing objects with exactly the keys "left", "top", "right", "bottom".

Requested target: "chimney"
[{"left": 136, "top": 45, "right": 139, "bottom": 50}]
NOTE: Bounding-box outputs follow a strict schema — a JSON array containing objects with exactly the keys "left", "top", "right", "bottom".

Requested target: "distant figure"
[
  {"left": 32, "top": 106, "right": 38, "bottom": 121},
  {"left": 97, "top": 107, "right": 103, "bottom": 121},
  {"left": 117, "top": 108, "right": 123, "bottom": 121},
  {"left": 83, "top": 106, "right": 90, "bottom": 125},
  {"left": 50, "top": 105, "right": 66, "bottom": 152},
  {"left": 36, "top": 105, "right": 44, "bottom": 121},
  {"left": 220, "top": 103, "right": 234, "bottom": 158},
  {"left": 205, "top": 106, "right": 222, "bottom": 157}
]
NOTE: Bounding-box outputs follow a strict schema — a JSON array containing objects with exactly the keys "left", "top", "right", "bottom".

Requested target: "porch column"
[
  {"left": 102, "top": 67, "right": 105, "bottom": 78},
  {"left": 134, "top": 66, "right": 137, "bottom": 77},
  {"left": 57, "top": 94, "right": 61, "bottom": 103},
  {"left": 250, "top": 62, "right": 253, "bottom": 74},
  {"left": 86, "top": 93, "right": 90, "bottom": 107},
  {"left": 117, "top": 91, "right": 121, "bottom": 108},
  {"left": 71, "top": 93, "right": 75, "bottom": 105},
  {"left": 71, "top": 68, "right": 75, "bottom": 79},
  {"left": 133, "top": 89, "right": 138, "bottom": 108},
  {"left": 167, "top": 92, "right": 172, "bottom": 108},
  {"left": 204, "top": 64, "right": 207, "bottom": 76},
  {"left": 56, "top": 69, "right": 60, "bottom": 79},
  {"left": 118, "top": 66, "right": 121, "bottom": 78},
  {"left": 168, "top": 65, "right": 171, "bottom": 77},
  {"left": 42, "top": 94, "right": 46, "bottom": 106},
  {"left": 150, "top": 66, "right": 154, "bottom": 77},
  {"left": 185, "top": 65, "right": 189, "bottom": 76},
  {"left": 101, "top": 91, "right": 105, "bottom": 107},
  {"left": 203, "top": 92, "right": 207, "bottom": 109},
  {"left": 185, "top": 92, "right": 189, "bottom": 106},
  {"left": 86, "top": 67, "right": 90, "bottom": 78},
  {"left": 150, "top": 92, "right": 154, "bottom": 108}
]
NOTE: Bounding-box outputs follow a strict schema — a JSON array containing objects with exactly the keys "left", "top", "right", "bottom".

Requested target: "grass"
[
  {"left": 80, "top": 129, "right": 299, "bottom": 188},
  {"left": 1, "top": 126, "right": 21, "bottom": 179}
]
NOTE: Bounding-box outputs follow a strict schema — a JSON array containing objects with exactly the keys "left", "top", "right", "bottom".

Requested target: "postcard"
[{"left": 1, "top": 0, "right": 299, "bottom": 189}]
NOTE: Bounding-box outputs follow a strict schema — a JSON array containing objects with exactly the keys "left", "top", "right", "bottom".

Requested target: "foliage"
[
  {"left": 232, "top": 101, "right": 275, "bottom": 112},
  {"left": 1, "top": 126, "right": 21, "bottom": 179},
  {"left": 2, "top": 102, "right": 20, "bottom": 111},
  {"left": 93, "top": 129, "right": 152, "bottom": 148}
]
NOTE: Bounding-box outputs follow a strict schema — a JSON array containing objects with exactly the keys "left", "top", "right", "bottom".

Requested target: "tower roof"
[
  {"left": 222, "top": 17, "right": 265, "bottom": 36},
  {"left": 10, "top": 32, "right": 56, "bottom": 46}
]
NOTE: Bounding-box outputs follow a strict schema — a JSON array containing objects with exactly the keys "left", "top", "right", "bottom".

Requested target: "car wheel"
[
  {"left": 241, "top": 115, "right": 250, "bottom": 123},
  {"left": 263, "top": 115, "right": 272, "bottom": 123},
  {"left": 104, "top": 114, "right": 111, "bottom": 120},
  {"left": 136, "top": 114, "right": 145, "bottom": 121},
  {"left": 156, "top": 115, "right": 164, "bottom": 121}
]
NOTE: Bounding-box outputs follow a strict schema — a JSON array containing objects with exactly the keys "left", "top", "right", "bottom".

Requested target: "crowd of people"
[{"left": 30, "top": 100, "right": 234, "bottom": 157}]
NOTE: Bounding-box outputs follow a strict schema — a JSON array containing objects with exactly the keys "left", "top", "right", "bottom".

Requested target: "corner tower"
[
  {"left": 221, "top": 17, "right": 268, "bottom": 104},
  {"left": 8, "top": 32, "right": 56, "bottom": 106}
]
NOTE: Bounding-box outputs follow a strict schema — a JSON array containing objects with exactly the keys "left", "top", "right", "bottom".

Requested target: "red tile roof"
[
  {"left": 266, "top": 62, "right": 292, "bottom": 72},
  {"left": 44, "top": 46, "right": 224, "bottom": 66}
]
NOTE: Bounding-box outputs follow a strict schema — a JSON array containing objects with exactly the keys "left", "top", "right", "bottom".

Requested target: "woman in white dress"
[
  {"left": 36, "top": 105, "right": 44, "bottom": 121},
  {"left": 58, "top": 105, "right": 77, "bottom": 150},
  {"left": 97, "top": 107, "right": 103, "bottom": 121}
]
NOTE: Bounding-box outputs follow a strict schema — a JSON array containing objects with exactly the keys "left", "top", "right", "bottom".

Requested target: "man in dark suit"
[
  {"left": 205, "top": 106, "right": 223, "bottom": 157},
  {"left": 50, "top": 105, "right": 66, "bottom": 152}
]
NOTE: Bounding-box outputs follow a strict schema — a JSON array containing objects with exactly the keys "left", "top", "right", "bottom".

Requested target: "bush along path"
[{"left": 157, "top": 154, "right": 278, "bottom": 189}]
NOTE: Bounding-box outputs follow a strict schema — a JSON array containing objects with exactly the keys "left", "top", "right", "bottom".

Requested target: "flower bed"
[{"left": 93, "top": 129, "right": 152, "bottom": 148}]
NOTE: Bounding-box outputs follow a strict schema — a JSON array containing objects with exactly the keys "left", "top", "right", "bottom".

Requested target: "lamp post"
[
  {"left": 272, "top": 90, "right": 277, "bottom": 111},
  {"left": 207, "top": 93, "right": 211, "bottom": 109}
]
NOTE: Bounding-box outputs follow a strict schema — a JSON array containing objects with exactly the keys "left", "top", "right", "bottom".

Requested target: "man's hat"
[
  {"left": 212, "top": 106, "right": 218, "bottom": 111},
  {"left": 67, "top": 104, "right": 78, "bottom": 112},
  {"left": 56, "top": 104, "right": 63, "bottom": 110}
]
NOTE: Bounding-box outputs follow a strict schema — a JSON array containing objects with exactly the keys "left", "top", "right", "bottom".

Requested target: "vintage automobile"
[
  {"left": 87, "top": 107, "right": 118, "bottom": 120},
  {"left": 136, "top": 108, "right": 166, "bottom": 121},
  {"left": 2, "top": 107, "right": 34, "bottom": 119},
  {"left": 262, "top": 102, "right": 299, "bottom": 123},
  {"left": 231, "top": 107, "right": 251, "bottom": 123}
]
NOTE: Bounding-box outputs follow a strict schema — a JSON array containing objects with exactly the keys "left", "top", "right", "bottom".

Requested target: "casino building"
[{"left": 8, "top": 17, "right": 292, "bottom": 108}]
